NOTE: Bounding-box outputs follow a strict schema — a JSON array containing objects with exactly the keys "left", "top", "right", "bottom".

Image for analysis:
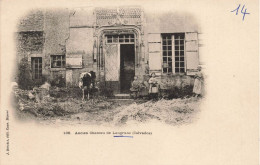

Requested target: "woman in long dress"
[
  {"left": 149, "top": 72, "right": 159, "bottom": 99},
  {"left": 193, "top": 66, "right": 203, "bottom": 97}
]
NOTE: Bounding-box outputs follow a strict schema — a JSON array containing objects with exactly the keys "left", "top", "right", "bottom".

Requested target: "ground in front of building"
[{"left": 12, "top": 87, "right": 202, "bottom": 126}]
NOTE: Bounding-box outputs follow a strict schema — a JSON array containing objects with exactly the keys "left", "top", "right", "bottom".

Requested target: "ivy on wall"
[{"left": 17, "top": 31, "right": 44, "bottom": 53}]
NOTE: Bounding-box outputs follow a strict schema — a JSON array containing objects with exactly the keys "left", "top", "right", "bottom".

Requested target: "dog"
[{"left": 79, "top": 71, "right": 96, "bottom": 100}]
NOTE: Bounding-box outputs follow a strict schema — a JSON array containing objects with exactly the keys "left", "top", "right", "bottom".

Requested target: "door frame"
[
  {"left": 119, "top": 43, "right": 135, "bottom": 93},
  {"left": 96, "top": 26, "right": 142, "bottom": 93}
]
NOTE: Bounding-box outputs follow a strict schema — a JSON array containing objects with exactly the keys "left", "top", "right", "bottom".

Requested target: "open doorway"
[{"left": 120, "top": 44, "right": 135, "bottom": 93}]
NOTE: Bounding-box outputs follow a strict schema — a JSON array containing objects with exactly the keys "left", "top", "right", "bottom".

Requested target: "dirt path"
[{"left": 13, "top": 88, "right": 202, "bottom": 126}]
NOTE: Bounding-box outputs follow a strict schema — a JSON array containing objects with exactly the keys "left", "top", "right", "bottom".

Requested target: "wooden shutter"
[
  {"left": 66, "top": 54, "right": 82, "bottom": 68},
  {"left": 104, "top": 44, "right": 119, "bottom": 81},
  {"left": 148, "top": 34, "right": 161, "bottom": 73},
  {"left": 185, "top": 32, "right": 199, "bottom": 75}
]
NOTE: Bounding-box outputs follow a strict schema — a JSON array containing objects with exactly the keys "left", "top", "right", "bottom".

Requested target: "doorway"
[{"left": 120, "top": 44, "right": 135, "bottom": 93}]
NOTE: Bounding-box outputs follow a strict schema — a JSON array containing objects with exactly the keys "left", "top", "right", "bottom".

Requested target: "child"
[
  {"left": 148, "top": 72, "right": 159, "bottom": 100},
  {"left": 130, "top": 76, "right": 140, "bottom": 99},
  {"left": 193, "top": 66, "right": 203, "bottom": 97}
]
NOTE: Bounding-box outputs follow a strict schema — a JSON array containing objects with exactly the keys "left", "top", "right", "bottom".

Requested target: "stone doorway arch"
[{"left": 95, "top": 26, "right": 143, "bottom": 93}]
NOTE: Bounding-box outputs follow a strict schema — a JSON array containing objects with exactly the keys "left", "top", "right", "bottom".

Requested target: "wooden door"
[{"left": 104, "top": 44, "right": 120, "bottom": 93}]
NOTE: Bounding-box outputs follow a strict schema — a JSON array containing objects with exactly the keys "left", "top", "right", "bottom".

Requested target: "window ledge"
[
  {"left": 161, "top": 73, "right": 187, "bottom": 76},
  {"left": 50, "top": 68, "right": 66, "bottom": 71}
]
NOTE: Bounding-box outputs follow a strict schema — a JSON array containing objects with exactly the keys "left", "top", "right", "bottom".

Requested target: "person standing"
[
  {"left": 193, "top": 66, "right": 203, "bottom": 97},
  {"left": 148, "top": 72, "right": 159, "bottom": 100}
]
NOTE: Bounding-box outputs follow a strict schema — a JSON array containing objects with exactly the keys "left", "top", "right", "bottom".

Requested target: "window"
[
  {"left": 51, "top": 55, "right": 65, "bottom": 68},
  {"left": 162, "top": 33, "right": 185, "bottom": 73},
  {"left": 106, "top": 34, "right": 135, "bottom": 43},
  {"left": 162, "top": 34, "right": 173, "bottom": 73},
  {"left": 174, "top": 33, "right": 185, "bottom": 73},
  {"left": 31, "top": 57, "right": 42, "bottom": 79}
]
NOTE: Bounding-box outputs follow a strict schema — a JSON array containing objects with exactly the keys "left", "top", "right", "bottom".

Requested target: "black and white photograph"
[{"left": 12, "top": 6, "right": 205, "bottom": 126}]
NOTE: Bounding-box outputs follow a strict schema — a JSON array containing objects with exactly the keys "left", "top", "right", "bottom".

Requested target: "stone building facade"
[{"left": 16, "top": 6, "right": 202, "bottom": 94}]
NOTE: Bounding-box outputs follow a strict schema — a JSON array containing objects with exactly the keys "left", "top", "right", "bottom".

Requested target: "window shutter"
[
  {"left": 185, "top": 32, "right": 199, "bottom": 75},
  {"left": 66, "top": 54, "right": 83, "bottom": 68},
  {"left": 148, "top": 34, "right": 161, "bottom": 72},
  {"left": 172, "top": 35, "right": 175, "bottom": 73}
]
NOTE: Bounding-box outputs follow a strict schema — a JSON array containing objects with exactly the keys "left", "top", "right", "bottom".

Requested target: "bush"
[
  {"left": 50, "top": 74, "right": 65, "bottom": 87},
  {"left": 18, "top": 57, "right": 34, "bottom": 90},
  {"left": 159, "top": 79, "right": 193, "bottom": 99},
  {"left": 99, "top": 82, "right": 114, "bottom": 97}
]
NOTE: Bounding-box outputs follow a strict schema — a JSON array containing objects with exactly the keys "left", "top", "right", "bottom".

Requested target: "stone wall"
[
  {"left": 65, "top": 7, "right": 96, "bottom": 87},
  {"left": 44, "top": 9, "right": 70, "bottom": 84},
  {"left": 15, "top": 7, "right": 202, "bottom": 90}
]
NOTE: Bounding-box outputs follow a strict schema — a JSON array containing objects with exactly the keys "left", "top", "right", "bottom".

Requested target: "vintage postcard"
[{"left": 0, "top": 0, "right": 259, "bottom": 164}]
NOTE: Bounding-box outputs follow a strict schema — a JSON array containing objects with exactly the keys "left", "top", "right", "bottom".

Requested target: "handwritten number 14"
[{"left": 231, "top": 4, "right": 250, "bottom": 21}]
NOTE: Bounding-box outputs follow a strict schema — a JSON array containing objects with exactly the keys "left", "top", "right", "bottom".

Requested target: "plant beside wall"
[
  {"left": 50, "top": 74, "right": 66, "bottom": 87},
  {"left": 99, "top": 82, "right": 114, "bottom": 97},
  {"left": 159, "top": 79, "right": 193, "bottom": 99},
  {"left": 18, "top": 57, "right": 34, "bottom": 90}
]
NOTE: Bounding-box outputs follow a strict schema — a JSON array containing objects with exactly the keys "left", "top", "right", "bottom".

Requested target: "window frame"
[
  {"left": 50, "top": 55, "right": 66, "bottom": 69},
  {"left": 31, "top": 57, "right": 42, "bottom": 80},
  {"left": 161, "top": 33, "right": 186, "bottom": 75},
  {"left": 106, "top": 34, "right": 135, "bottom": 44}
]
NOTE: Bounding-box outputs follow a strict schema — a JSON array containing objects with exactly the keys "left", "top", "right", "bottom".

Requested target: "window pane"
[
  {"left": 175, "top": 57, "right": 179, "bottom": 61},
  {"left": 175, "top": 62, "right": 179, "bottom": 67},
  {"left": 168, "top": 57, "right": 172, "bottom": 62},
  {"left": 175, "top": 40, "right": 179, "bottom": 45},
  {"left": 168, "top": 68, "right": 172, "bottom": 73},
  {"left": 180, "top": 51, "right": 184, "bottom": 56},
  {"left": 167, "top": 40, "right": 171, "bottom": 45},
  {"left": 180, "top": 62, "right": 184, "bottom": 67},
  {"left": 180, "top": 46, "right": 184, "bottom": 50},
  {"left": 175, "top": 68, "right": 180, "bottom": 73},
  {"left": 163, "top": 46, "right": 167, "bottom": 50},
  {"left": 168, "top": 51, "right": 172, "bottom": 56},
  {"left": 119, "top": 34, "right": 123, "bottom": 39},
  {"left": 163, "top": 51, "right": 167, "bottom": 56},
  {"left": 180, "top": 57, "right": 184, "bottom": 61},
  {"left": 175, "top": 46, "right": 179, "bottom": 50},
  {"left": 168, "top": 46, "right": 172, "bottom": 51},
  {"left": 180, "top": 40, "right": 184, "bottom": 45},
  {"left": 180, "top": 68, "right": 185, "bottom": 72},
  {"left": 163, "top": 68, "right": 167, "bottom": 73},
  {"left": 119, "top": 38, "right": 123, "bottom": 42},
  {"left": 163, "top": 57, "right": 167, "bottom": 62},
  {"left": 175, "top": 51, "right": 179, "bottom": 56},
  {"left": 163, "top": 40, "right": 166, "bottom": 45},
  {"left": 113, "top": 37, "right": 118, "bottom": 43}
]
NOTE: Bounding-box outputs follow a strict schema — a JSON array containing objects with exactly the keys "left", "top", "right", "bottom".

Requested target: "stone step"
[{"left": 113, "top": 94, "right": 131, "bottom": 99}]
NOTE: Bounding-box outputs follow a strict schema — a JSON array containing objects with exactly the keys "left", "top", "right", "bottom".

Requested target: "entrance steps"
[{"left": 112, "top": 94, "right": 131, "bottom": 99}]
